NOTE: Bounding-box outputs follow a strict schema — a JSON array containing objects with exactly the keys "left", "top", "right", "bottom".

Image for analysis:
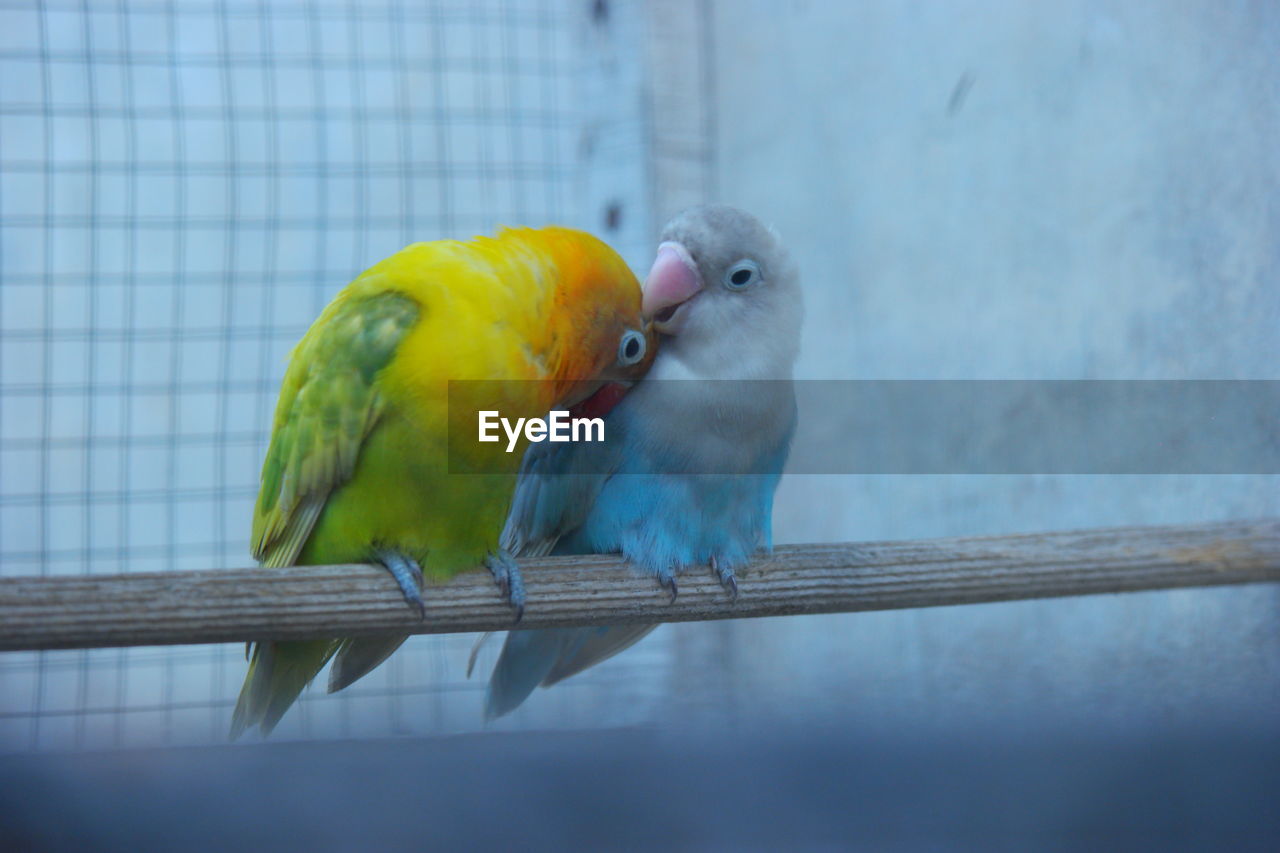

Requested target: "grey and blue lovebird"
[{"left": 478, "top": 204, "right": 804, "bottom": 718}]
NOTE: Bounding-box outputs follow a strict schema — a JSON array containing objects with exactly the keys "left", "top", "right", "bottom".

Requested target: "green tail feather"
[
  {"left": 230, "top": 639, "right": 339, "bottom": 739},
  {"left": 327, "top": 635, "right": 410, "bottom": 695}
]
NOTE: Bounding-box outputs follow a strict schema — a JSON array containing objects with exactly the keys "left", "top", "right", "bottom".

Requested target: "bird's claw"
[
  {"left": 658, "top": 573, "right": 678, "bottom": 603},
  {"left": 710, "top": 555, "right": 738, "bottom": 601},
  {"left": 485, "top": 550, "right": 526, "bottom": 623},
  {"left": 377, "top": 550, "right": 426, "bottom": 619}
]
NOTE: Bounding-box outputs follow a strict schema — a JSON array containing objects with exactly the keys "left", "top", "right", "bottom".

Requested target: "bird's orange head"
[{"left": 498, "top": 226, "right": 657, "bottom": 410}]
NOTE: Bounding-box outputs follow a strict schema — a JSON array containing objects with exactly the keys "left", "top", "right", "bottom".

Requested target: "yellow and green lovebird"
[{"left": 231, "top": 226, "right": 655, "bottom": 737}]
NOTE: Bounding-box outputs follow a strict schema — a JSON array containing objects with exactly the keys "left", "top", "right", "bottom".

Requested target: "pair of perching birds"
[{"left": 232, "top": 205, "right": 803, "bottom": 736}]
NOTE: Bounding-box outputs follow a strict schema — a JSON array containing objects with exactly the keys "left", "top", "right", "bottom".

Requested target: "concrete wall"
[{"left": 679, "top": 0, "right": 1279, "bottom": 737}]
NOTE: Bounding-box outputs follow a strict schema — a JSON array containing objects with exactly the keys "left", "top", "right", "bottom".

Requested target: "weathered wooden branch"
[{"left": 0, "top": 518, "right": 1276, "bottom": 652}]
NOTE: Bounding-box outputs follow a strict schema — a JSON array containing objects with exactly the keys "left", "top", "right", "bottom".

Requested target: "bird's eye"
[
  {"left": 617, "top": 329, "right": 646, "bottom": 365},
  {"left": 723, "top": 259, "right": 761, "bottom": 290}
]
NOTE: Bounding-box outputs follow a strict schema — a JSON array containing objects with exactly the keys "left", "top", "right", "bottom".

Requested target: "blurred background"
[{"left": 0, "top": 0, "right": 1277, "bottom": 844}]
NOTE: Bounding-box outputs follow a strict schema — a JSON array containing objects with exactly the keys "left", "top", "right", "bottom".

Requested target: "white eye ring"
[
  {"left": 723, "top": 259, "right": 761, "bottom": 289},
  {"left": 617, "top": 329, "right": 647, "bottom": 365}
]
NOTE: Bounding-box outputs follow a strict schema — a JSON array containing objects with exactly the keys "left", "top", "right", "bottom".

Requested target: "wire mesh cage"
[{"left": 0, "top": 0, "right": 715, "bottom": 751}]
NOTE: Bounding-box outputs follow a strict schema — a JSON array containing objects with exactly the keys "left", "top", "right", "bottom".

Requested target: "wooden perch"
[{"left": 0, "top": 518, "right": 1277, "bottom": 652}]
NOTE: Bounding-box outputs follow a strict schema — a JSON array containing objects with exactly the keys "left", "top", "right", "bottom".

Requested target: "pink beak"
[{"left": 642, "top": 242, "right": 702, "bottom": 320}]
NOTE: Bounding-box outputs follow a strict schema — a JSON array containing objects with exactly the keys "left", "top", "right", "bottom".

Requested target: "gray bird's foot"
[
  {"left": 710, "top": 555, "right": 738, "bottom": 600},
  {"left": 485, "top": 549, "right": 526, "bottom": 622},
  {"left": 376, "top": 549, "right": 425, "bottom": 619},
  {"left": 654, "top": 566, "right": 678, "bottom": 603}
]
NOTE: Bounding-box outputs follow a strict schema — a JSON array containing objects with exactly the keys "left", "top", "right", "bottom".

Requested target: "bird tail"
[
  {"left": 484, "top": 624, "right": 659, "bottom": 719},
  {"left": 230, "top": 639, "right": 338, "bottom": 739},
  {"left": 327, "top": 635, "right": 410, "bottom": 694}
]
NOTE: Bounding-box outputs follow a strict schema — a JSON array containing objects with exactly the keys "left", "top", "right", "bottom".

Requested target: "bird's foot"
[
  {"left": 485, "top": 549, "right": 526, "bottom": 622},
  {"left": 710, "top": 555, "right": 738, "bottom": 600},
  {"left": 376, "top": 549, "right": 426, "bottom": 619},
  {"left": 654, "top": 566, "right": 679, "bottom": 603}
]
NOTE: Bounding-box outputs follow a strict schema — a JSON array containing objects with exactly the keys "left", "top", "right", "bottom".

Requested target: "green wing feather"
[
  {"left": 232, "top": 289, "right": 419, "bottom": 739},
  {"left": 251, "top": 289, "right": 420, "bottom": 568}
]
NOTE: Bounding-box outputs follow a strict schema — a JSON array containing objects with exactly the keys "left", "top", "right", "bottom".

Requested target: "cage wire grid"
[{"left": 0, "top": 0, "right": 674, "bottom": 752}]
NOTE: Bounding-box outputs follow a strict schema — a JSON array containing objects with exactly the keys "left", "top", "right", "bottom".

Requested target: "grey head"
[{"left": 641, "top": 204, "right": 802, "bottom": 380}]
